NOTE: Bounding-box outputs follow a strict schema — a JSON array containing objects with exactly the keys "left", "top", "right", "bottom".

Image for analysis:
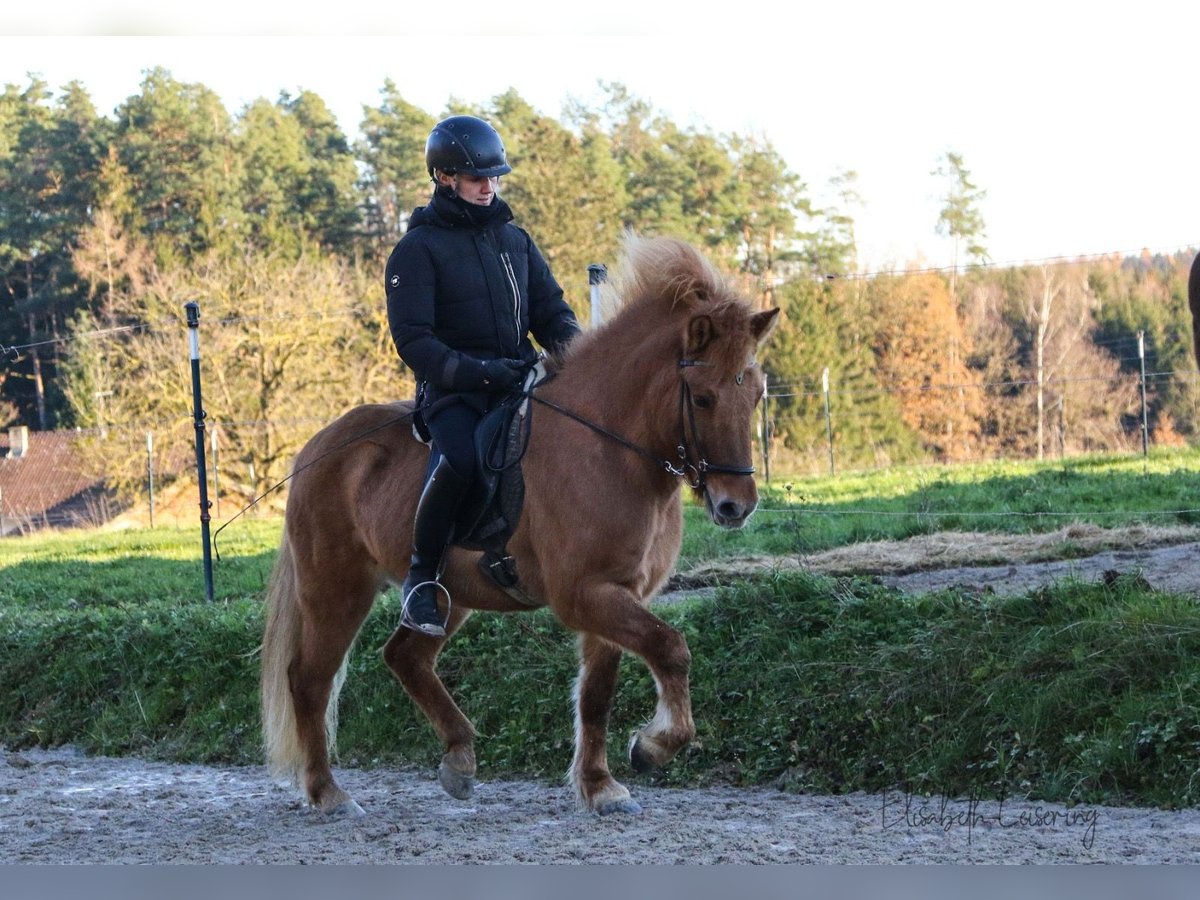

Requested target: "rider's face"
[{"left": 439, "top": 171, "right": 499, "bottom": 206}]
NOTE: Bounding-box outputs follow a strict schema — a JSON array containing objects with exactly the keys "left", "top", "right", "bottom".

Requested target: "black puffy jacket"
[{"left": 385, "top": 191, "right": 580, "bottom": 397}]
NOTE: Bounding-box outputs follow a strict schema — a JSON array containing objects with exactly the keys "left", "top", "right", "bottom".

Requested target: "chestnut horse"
[
  {"left": 1190, "top": 252, "right": 1200, "bottom": 368},
  {"left": 261, "top": 236, "right": 779, "bottom": 817}
]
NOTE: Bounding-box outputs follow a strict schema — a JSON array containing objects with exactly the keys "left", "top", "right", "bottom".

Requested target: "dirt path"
[
  {"left": 670, "top": 524, "right": 1200, "bottom": 599},
  {"left": 5, "top": 526, "right": 1198, "bottom": 864},
  {"left": 4, "top": 747, "right": 1199, "bottom": 864}
]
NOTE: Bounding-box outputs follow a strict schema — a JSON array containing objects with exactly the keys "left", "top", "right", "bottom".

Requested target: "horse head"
[
  {"left": 677, "top": 294, "right": 779, "bottom": 528},
  {"left": 613, "top": 236, "right": 780, "bottom": 529}
]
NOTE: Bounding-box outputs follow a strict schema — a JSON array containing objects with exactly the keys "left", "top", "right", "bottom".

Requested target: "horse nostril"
[{"left": 717, "top": 500, "right": 744, "bottom": 521}]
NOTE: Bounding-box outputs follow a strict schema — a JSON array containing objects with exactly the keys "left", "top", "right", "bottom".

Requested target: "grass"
[
  {"left": 678, "top": 446, "right": 1200, "bottom": 566},
  {"left": 3, "top": 447, "right": 1200, "bottom": 808}
]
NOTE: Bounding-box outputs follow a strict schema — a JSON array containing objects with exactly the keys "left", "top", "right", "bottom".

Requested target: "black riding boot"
[{"left": 399, "top": 457, "right": 470, "bottom": 637}]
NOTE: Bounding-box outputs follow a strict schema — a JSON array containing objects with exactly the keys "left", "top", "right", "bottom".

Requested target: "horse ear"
[
  {"left": 687, "top": 315, "right": 716, "bottom": 356},
  {"left": 751, "top": 308, "right": 781, "bottom": 346}
]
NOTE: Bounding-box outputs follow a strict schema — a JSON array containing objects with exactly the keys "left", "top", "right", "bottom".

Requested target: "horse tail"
[
  {"left": 261, "top": 528, "right": 302, "bottom": 782},
  {"left": 261, "top": 528, "right": 350, "bottom": 785}
]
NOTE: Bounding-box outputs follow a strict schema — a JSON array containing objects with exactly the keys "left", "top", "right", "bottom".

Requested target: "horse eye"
[{"left": 693, "top": 395, "right": 714, "bottom": 410}]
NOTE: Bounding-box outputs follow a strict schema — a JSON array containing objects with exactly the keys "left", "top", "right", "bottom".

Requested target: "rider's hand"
[{"left": 480, "top": 358, "right": 527, "bottom": 391}]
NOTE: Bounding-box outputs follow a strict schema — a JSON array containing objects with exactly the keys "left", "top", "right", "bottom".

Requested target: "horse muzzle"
[{"left": 704, "top": 489, "right": 757, "bottom": 529}]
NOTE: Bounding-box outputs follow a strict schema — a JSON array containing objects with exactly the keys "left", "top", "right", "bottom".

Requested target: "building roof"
[{"left": 0, "top": 429, "right": 107, "bottom": 534}]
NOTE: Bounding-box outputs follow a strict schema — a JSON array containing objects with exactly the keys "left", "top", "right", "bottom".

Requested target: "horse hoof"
[
  {"left": 326, "top": 798, "right": 367, "bottom": 819},
  {"left": 597, "top": 797, "right": 643, "bottom": 817},
  {"left": 438, "top": 761, "right": 475, "bottom": 800},
  {"left": 629, "top": 736, "right": 657, "bottom": 774}
]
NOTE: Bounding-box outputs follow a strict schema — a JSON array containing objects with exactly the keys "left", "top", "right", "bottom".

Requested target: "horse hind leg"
[
  {"left": 287, "top": 617, "right": 370, "bottom": 816},
  {"left": 382, "top": 603, "right": 477, "bottom": 801},
  {"left": 262, "top": 542, "right": 377, "bottom": 817}
]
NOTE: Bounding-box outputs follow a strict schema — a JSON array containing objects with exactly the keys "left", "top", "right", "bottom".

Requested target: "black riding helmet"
[{"left": 425, "top": 115, "right": 512, "bottom": 179}]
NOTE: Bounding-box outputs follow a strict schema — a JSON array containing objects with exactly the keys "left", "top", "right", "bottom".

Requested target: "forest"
[{"left": 1, "top": 67, "right": 1197, "bottom": 498}]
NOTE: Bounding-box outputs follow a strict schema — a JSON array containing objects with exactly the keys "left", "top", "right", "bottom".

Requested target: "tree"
[
  {"left": 357, "top": 80, "right": 437, "bottom": 255},
  {"left": 277, "top": 90, "right": 362, "bottom": 254},
  {"left": 727, "top": 135, "right": 813, "bottom": 307},
  {"left": 489, "top": 89, "right": 625, "bottom": 311},
  {"left": 959, "top": 279, "right": 1028, "bottom": 454},
  {"left": 236, "top": 91, "right": 362, "bottom": 256},
  {"left": 932, "top": 150, "right": 988, "bottom": 303},
  {"left": 868, "top": 271, "right": 983, "bottom": 460},
  {"left": 805, "top": 169, "right": 862, "bottom": 278},
  {"left": 1003, "top": 263, "right": 1138, "bottom": 457},
  {"left": 1092, "top": 251, "right": 1200, "bottom": 440},
  {"left": 110, "top": 68, "right": 243, "bottom": 263},
  {"left": 767, "top": 277, "right": 919, "bottom": 469},
  {"left": 0, "top": 78, "right": 108, "bottom": 428},
  {"left": 63, "top": 244, "right": 405, "bottom": 502}
]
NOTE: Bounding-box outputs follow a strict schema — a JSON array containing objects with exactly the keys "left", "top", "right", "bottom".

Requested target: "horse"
[
  {"left": 1190, "top": 251, "right": 1200, "bottom": 369},
  {"left": 260, "top": 235, "right": 780, "bottom": 817}
]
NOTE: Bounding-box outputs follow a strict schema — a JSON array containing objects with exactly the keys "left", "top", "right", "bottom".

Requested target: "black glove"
[{"left": 480, "top": 358, "right": 527, "bottom": 392}]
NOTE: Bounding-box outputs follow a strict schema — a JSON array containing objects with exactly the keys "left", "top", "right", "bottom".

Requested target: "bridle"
[{"left": 529, "top": 358, "right": 756, "bottom": 493}]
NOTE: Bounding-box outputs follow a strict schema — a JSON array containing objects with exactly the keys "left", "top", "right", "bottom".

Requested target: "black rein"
[{"left": 529, "top": 359, "right": 755, "bottom": 492}]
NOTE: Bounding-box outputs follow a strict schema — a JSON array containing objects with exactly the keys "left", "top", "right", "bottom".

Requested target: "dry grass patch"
[{"left": 669, "top": 522, "right": 1200, "bottom": 588}]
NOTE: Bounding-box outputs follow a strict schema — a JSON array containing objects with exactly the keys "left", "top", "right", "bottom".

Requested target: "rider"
[{"left": 385, "top": 114, "right": 581, "bottom": 637}]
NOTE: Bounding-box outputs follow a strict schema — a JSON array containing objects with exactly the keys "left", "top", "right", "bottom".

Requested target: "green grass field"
[{"left": 2, "top": 447, "right": 1199, "bottom": 808}]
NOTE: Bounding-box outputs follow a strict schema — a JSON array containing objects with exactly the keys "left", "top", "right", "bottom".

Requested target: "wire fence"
[{"left": 4, "top": 362, "right": 1198, "bottom": 537}]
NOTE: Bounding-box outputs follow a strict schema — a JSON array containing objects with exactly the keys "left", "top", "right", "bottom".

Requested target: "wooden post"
[
  {"left": 823, "top": 366, "right": 835, "bottom": 475},
  {"left": 146, "top": 431, "right": 155, "bottom": 528}
]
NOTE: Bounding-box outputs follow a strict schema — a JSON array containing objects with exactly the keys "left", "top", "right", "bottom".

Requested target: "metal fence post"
[
  {"left": 588, "top": 264, "right": 607, "bottom": 328},
  {"left": 761, "top": 374, "right": 771, "bottom": 485},
  {"left": 185, "top": 301, "right": 214, "bottom": 602},
  {"left": 1138, "top": 330, "right": 1150, "bottom": 459}
]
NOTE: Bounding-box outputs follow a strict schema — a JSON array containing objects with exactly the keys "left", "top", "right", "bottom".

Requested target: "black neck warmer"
[{"left": 430, "top": 186, "right": 513, "bottom": 230}]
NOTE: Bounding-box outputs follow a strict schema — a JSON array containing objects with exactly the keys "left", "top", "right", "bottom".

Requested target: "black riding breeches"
[{"left": 423, "top": 399, "right": 482, "bottom": 482}]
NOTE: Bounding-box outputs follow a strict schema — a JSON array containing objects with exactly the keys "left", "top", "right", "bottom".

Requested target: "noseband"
[
  {"left": 530, "top": 358, "right": 756, "bottom": 493},
  {"left": 672, "top": 359, "right": 756, "bottom": 490}
]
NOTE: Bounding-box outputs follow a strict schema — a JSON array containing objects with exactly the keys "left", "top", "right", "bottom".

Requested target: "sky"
[{"left": 2, "top": 1, "right": 1198, "bottom": 274}]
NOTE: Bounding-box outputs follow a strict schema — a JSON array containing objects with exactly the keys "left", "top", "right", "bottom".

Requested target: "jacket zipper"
[{"left": 500, "top": 252, "right": 521, "bottom": 347}]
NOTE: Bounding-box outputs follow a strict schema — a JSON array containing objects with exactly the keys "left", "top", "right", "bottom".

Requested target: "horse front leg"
[
  {"left": 382, "top": 605, "right": 477, "bottom": 800},
  {"left": 572, "top": 633, "right": 642, "bottom": 815},
  {"left": 561, "top": 584, "right": 695, "bottom": 814}
]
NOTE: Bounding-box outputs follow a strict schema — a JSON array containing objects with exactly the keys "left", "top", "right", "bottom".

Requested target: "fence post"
[
  {"left": 588, "top": 264, "right": 607, "bottom": 328},
  {"left": 761, "top": 373, "right": 771, "bottom": 485},
  {"left": 822, "top": 366, "right": 835, "bottom": 475},
  {"left": 146, "top": 431, "right": 155, "bottom": 529},
  {"left": 1138, "top": 330, "right": 1149, "bottom": 459},
  {"left": 185, "top": 301, "right": 215, "bottom": 602}
]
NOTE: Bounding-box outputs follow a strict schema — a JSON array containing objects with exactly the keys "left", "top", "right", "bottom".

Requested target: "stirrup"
[{"left": 400, "top": 579, "right": 451, "bottom": 638}]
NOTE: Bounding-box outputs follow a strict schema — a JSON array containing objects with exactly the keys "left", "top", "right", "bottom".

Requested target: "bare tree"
[{"left": 63, "top": 244, "right": 408, "bottom": 504}]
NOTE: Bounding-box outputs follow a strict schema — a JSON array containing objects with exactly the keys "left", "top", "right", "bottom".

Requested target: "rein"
[{"left": 530, "top": 359, "right": 755, "bottom": 491}]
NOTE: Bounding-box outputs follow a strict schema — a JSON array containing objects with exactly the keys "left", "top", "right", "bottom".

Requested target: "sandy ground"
[
  {"left": 4, "top": 527, "right": 1199, "bottom": 865},
  {"left": 4, "top": 747, "right": 1199, "bottom": 864}
]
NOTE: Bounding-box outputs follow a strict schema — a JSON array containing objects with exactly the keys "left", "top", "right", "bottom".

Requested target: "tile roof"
[{"left": 0, "top": 430, "right": 108, "bottom": 534}]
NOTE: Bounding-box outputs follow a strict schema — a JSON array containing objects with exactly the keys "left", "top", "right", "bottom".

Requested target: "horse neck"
[{"left": 545, "top": 309, "right": 683, "bottom": 463}]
